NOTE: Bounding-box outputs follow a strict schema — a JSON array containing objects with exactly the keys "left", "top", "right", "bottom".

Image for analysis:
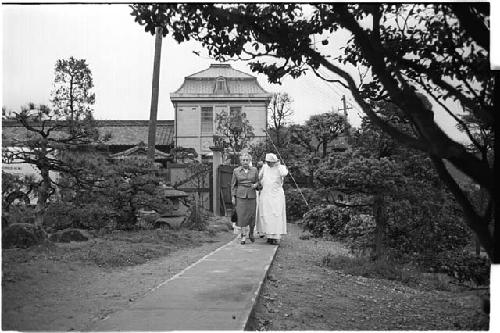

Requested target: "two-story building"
[{"left": 170, "top": 63, "right": 272, "bottom": 159}]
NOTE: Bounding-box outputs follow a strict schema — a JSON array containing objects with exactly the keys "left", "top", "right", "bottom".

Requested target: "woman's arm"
[
  {"left": 231, "top": 170, "right": 238, "bottom": 204},
  {"left": 278, "top": 163, "right": 289, "bottom": 177}
]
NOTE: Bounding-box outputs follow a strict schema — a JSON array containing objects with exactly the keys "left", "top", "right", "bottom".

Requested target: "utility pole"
[
  {"left": 148, "top": 26, "right": 163, "bottom": 161},
  {"left": 338, "top": 95, "right": 352, "bottom": 118}
]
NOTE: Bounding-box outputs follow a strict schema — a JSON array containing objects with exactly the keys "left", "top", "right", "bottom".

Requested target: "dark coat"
[{"left": 231, "top": 166, "right": 259, "bottom": 199}]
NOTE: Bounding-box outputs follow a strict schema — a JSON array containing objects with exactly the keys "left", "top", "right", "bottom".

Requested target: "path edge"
[{"left": 243, "top": 244, "right": 279, "bottom": 330}]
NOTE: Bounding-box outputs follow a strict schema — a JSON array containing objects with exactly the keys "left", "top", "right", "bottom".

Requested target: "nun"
[{"left": 256, "top": 153, "right": 288, "bottom": 244}]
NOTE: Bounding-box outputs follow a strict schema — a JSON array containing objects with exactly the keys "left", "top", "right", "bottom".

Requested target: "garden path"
[{"left": 90, "top": 236, "right": 277, "bottom": 331}]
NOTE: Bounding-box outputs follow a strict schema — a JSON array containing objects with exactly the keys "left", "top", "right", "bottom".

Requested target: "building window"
[
  {"left": 201, "top": 106, "right": 213, "bottom": 135},
  {"left": 214, "top": 77, "right": 228, "bottom": 94}
]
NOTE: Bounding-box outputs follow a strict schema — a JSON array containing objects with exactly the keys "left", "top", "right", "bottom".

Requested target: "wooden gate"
[
  {"left": 217, "top": 164, "right": 236, "bottom": 216},
  {"left": 168, "top": 163, "right": 213, "bottom": 211}
]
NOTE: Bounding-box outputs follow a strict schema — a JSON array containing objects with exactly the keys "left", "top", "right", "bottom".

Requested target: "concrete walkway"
[{"left": 91, "top": 236, "right": 278, "bottom": 331}]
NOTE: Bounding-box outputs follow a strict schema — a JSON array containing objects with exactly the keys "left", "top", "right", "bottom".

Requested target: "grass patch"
[{"left": 3, "top": 228, "right": 230, "bottom": 269}]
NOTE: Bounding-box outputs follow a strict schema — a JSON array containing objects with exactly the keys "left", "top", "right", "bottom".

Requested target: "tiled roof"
[
  {"left": 98, "top": 120, "right": 174, "bottom": 146},
  {"left": 174, "top": 78, "right": 269, "bottom": 95},
  {"left": 171, "top": 63, "right": 272, "bottom": 100},
  {"left": 2, "top": 120, "right": 174, "bottom": 147},
  {"left": 188, "top": 63, "right": 254, "bottom": 78}
]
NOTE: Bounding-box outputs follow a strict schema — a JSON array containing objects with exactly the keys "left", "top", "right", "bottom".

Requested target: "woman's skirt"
[{"left": 235, "top": 197, "right": 256, "bottom": 228}]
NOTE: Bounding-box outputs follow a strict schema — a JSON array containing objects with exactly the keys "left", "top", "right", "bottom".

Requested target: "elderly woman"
[
  {"left": 231, "top": 153, "right": 260, "bottom": 244},
  {"left": 256, "top": 153, "right": 288, "bottom": 245}
]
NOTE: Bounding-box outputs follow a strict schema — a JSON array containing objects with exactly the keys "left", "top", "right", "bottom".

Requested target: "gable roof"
[
  {"left": 171, "top": 63, "right": 272, "bottom": 102},
  {"left": 2, "top": 120, "right": 174, "bottom": 147}
]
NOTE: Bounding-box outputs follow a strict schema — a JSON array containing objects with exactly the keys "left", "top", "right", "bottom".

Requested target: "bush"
[
  {"left": 385, "top": 197, "right": 471, "bottom": 262},
  {"left": 43, "top": 202, "right": 76, "bottom": 231},
  {"left": 339, "top": 214, "right": 376, "bottom": 255},
  {"left": 2, "top": 223, "right": 47, "bottom": 249},
  {"left": 3, "top": 204, "right": 36, "bottom": 226},
  {"left": 74, "top": 203, "right": 118, "bottom": 230},
  {"left": 302, "top": 205, "right": 350, "bottom": 237},
  {"left": 183, "top": 205, "right": 208, "bottom": 231},
  {"left": 285, "top": 188, "right": 320, "bottom": 221},
  {"left": 429, "top": 250, "right": 490, "bottom": 285},
  {"left": 44, "top": 201, "right": 118, "bottom": 231},
  {"left": 69, "top": 159, "right": 173, "bottom": 229},
  {"left": 339, "top": 214, "right": 375, "bottom": 238}
]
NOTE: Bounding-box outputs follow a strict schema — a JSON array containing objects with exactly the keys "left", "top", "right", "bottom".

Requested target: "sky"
[
  {"left": 2, "top": 3, "right": 496, "bottom": 142},
  {"left": 2, "top": 4, "right": 360, "bottom": 125}
]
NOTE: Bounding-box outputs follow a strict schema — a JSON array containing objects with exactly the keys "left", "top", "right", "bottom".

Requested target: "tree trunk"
[
  {"left": 148, "top": 26, "right": 163, "bottom": 161},
  {"left": 34, "top": 140, "right": 50, "bottom": 228},
  {"left": 275, "top": 127, "right": 281, "bottom": 147},
  {"left": 322, "top": 138, "right": 328, "bottom": 158},
  {"left": 69, "top": 76, "right": 74, "bottom": 133},
  {"left": 308, "top": 167, "right": 314, "bottom": 187},
  {"left": 373, "top": 194, "right": 386, "bottom": 260}
]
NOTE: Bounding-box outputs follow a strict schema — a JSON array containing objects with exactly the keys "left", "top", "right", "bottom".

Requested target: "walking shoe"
[
  {"left": 249, "top": 235, "right": 255, "bottom": 243},
  {"left": 241, "top": 236, "right": 246, "bottom": 245}
]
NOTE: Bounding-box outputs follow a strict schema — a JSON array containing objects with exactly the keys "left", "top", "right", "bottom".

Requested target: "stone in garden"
[
  {"left": 2, "top": 223, "right": 47, "bottom": 248},
  {"left": 154, "top": 216, "right": 185, "bottom": 229},
  {"left": 49, "top": 228, "right": 89, "bottom": 243},
  {"left": 136, "top": 209, "right": 161, "bottom": 229},
  {"left": 207, "top": 224, "right": 230, "bottom": 232}
]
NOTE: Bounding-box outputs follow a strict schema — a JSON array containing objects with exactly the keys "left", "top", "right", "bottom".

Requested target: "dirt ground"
[
  {"left": 249, "top": 223, "right": 489, "bottom": 331},
  {"left": 2, "top": 220, "right": 490, "bottom": 331},
  {"left": 2, "top": 223, "right": 234, "bottom": 331}
]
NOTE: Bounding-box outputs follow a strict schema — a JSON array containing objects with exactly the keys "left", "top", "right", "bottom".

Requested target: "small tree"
[
  {"left": 286, "top": 112, "right": 350, "bottom": 186},
  {"left": 51, "top": 56, "right": 95, "bottom": 130},
  {"left": 214, "top": 108, "right": 255, "bottom": 164},
  {"left": 307, "top": 112, "right": 351, "bottom": 158},
  {"left": 317, "top": 155, "right": 402, "bottom": 259},
  {"left": 268, "top": 92, "right": 294, "bottom": 147},
  {"left": 2, "top": 103, "right": 99, "bottom": 227}
]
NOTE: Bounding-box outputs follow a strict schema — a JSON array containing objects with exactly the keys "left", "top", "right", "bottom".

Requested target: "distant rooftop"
[
  {"left": 2, "top": 120, "right": 174, "bottom": 147},
  {"left": 171, "top": 63, "right": 272, "bottom": 101},
  {"left": 187, "top": 63, "right": 254, "bottom": 79}
]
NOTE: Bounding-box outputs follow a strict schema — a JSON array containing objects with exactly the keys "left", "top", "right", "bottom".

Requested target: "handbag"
[{"left": 231, "top": 210, "right": 238, "bottom": 223}]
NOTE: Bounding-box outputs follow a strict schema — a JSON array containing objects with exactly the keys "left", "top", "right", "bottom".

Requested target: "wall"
[{"left": 175, "top": 101, "right": 267, "bottom": 156}]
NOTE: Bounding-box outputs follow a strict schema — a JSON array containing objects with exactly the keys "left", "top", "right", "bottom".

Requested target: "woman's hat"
[{"left": 265, "top": 153, "right": 278, "bottom": 163}]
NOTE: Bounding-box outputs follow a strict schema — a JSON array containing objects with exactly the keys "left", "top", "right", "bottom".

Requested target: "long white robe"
[{"left": 256, "top": 163, "right": 288, "bottom": 238}]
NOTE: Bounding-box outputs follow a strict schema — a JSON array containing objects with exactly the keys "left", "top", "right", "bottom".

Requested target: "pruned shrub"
[
  {"left": 302, "top": 205, "right": 350, "bottom": 237},
  {"left": 74, "top": 203, "right": 118, "bottom": 230},
  {"left": 429, "top": 250, "right": 490, "bottom": 285},
  {"left": 285, "top": 188, "right": 320, "bottom": 222},
  {"left": 3, "top": 204, "right": 36, "bottom": 227},
  {"left": 43, "top": 202, "right": 76, "bottom": 231},
  {"left": 339, "top": 214, "right": 375, "bottom": 238},
  {"left": 2, "top": 223, "right": 47, "bottom": 249},
  {"left": 339, "top": 214, "right": 376, "bottom": 255}
]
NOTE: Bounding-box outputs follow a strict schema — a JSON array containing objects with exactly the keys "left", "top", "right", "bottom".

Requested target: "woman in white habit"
[{"left": 256, "top": 153, "right": 288, "bottom": 244}]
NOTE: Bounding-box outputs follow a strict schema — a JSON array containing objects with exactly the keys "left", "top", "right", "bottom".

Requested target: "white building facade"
[{"left": 170, "top": 63, "right": 272, "bottom": 158}]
